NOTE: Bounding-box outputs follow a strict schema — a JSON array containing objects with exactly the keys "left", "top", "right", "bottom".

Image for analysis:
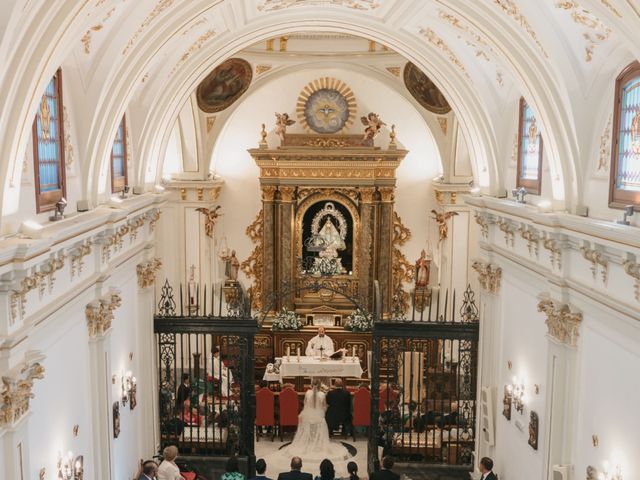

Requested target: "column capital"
[
  {"left": 537, "top": 296, "right": 582, "bottom": 347},
  {"left": 0, "top": 351, "right": 45, "bottom": 429},
  {"left": 378, "top": 187, "right": 395, "bottom": 203},
  {"left": 261, "top": 186, "right": 277, "bottom": 202},
  {"left": 360, "top": 187, "right": 376, "bottom": 203},
  {"left": 472, "top": 261, "right": 502, "bottom": 295},
  {"left": 86, "top": 290, "right": 122, "bottom": 338},
  {"left": 278, "top": 186, "right": 296, "bottom": 202},
  {"left": 137, "top": 258, "right": 162, "bottom": 289}
]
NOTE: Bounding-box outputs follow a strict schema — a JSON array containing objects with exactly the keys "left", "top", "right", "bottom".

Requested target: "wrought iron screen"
[
  {"left": 154, "top": 279, "right": 258, "bottom": 472},
  {"left": 368, "top": 285, "right": 480, "bottom": 472}
]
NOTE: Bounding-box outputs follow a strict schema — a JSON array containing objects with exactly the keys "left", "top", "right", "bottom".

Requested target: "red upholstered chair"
[
  {"left": 278, "top": 387, "right": 299, "bottom": 441},
  {"left": 255, "top": 387, "right": 275, "bottom": 441},
  {"left": 379, "top": 387, "right": 399, "bottom": 413},
  {"left": 352, "top": 386, "right": 371, "bottom": 440}
]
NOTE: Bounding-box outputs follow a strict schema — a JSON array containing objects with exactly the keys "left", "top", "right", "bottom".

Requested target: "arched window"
[
  {"left": 516, "top": 97, "right": 543, "bottom": 195},
  {"left": 610, "top": 61, "right": 640, "bottom": 209},
  {"left": 111, "top": 116, "right": 128, "bottom": 193},
  {"left": 33, "top": 69, "right": 66, "bottom": 212}
]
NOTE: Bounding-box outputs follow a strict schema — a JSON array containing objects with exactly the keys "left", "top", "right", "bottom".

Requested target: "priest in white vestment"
[
  {"left": 211, "top": 346, "right": 234, "bottom": 395},
  {"left": 306, "top": 326, "right": 335, "bottom": 357}
]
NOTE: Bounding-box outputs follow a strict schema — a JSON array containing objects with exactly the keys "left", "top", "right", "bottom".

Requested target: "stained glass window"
[
  {"left": 516, "top": 98, "right": 543, "bottom": 195},
  {"left": 111, "top": 116, "right": 128, "bottom": 193},
  {"left": 33, "top": 69, "right": 66, "bottom": 212},
  {"left": 611, "top": 61, "right": 640, "bottom": 208}
]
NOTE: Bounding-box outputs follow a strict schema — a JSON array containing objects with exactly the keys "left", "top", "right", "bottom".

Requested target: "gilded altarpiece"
[{"left": 248, "top": 134, "right": 407, "bottom": 316}]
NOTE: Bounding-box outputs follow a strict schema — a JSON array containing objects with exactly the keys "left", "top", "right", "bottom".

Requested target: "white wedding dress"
[{"left": 278, "top": 388, "right": 351, "bottom": 462}]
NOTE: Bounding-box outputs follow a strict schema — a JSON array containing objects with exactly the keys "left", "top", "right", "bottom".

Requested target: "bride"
[{"left": 280, "top": 379, "right": 350, "bottom": 462}]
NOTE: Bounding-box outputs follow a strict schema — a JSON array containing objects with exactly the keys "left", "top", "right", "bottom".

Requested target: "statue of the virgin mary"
[{"left": 318, "top": 218, "right": 345, "bottom": 259}]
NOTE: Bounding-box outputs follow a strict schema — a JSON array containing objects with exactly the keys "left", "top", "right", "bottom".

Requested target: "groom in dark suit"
[
  {"left": 325, "top": 378, "right": 352, "bottom": 436},
  {"left": 277, "top": 457, "right": 313, "bottom": 480}
]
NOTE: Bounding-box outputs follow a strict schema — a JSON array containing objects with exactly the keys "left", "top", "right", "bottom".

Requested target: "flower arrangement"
[
  {"left": 344, "top": 307, "right": 374, "bottom": 332},
  {"left": 271, "top": 307, "right": 303, "bottom": 331}
]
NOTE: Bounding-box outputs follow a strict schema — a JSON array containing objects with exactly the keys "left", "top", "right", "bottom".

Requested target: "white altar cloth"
[{"left": 263, "top": 356, "right": 363, "bottom": 383}]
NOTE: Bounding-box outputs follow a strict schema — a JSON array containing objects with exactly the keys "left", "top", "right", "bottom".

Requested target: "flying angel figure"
[
  {"left": 196, "top": 205, "right": 222, "bottom": 239},
  {"left": 275, "top": 112, "right": 296, "bottom": 142},
  {"left": 431, "top": 209, "right": 459, "bottom": 242},
  {"left": 361, "top": 112, "right": 386, "bottom": 140}
]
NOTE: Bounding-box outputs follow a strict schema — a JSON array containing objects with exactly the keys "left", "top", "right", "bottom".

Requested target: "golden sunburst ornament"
[{"left": 296, "top": 78, "right": 357, "bottom": 134}]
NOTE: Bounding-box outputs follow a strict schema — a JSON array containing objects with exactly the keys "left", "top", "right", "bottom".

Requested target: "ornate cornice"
[
  {"left": 136, "top": 258, "right": 162, "bottom": 289},
  {"left": 497, "top": 218, "right": 516, "bottom": 248},
  {"left": 85, "top": 291, "right": 122, "bottom": 338},
  {"left": 537, "top": 297, "right": 583, "bottom": 347},
  {"left": 622, "top": 259, "right": 640, "bottom": 302},
  {"left": 472, "top": 261, "right": 502, "bottom": 294},
  {"left": 474, "top": 211, "right": 493, "bottom": 239},
  {"left": 519, "top": 225, "right": 540, "bottom": 258},
  {"left": 70, "top": 240, "right": 92, "bottom": 279},
  {"left": 580, "top": 243, "right": 608, "bottom": 284},
  {"left": 0, "top": 352, "right": 45, "bottom": 428}
]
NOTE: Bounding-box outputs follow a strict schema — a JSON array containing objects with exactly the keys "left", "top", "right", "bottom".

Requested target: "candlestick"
[
  {"left": 286, "top": 345, "right": 290, "bottom": 362},
  {"left": 352, "top": 346, "right": 356, "bottom": 357}
]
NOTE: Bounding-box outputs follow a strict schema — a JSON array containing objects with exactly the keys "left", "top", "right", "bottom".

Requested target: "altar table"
[{"left": 263, "top": 356, "right": 363, "bottom": 383}]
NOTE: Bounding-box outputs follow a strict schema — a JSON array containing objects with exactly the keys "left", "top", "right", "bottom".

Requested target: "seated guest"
[
  {"left": 326, "top": 379, "right": 352, "bottom": 435},
  {"left": 344, "top": 462, "right": 360, "bottom": 480},
  {"left": 437, "top": 401, "right": 462, "bottom": 428},
  {"left": 277, "top": 457, "right": 313, "bottom": 480},
  {"left": 135, "top": 459, "right": 158, "bottom": 480},
  {"left": 211, "top": 346, "right": 234, "bottom": 395},
  {"left": 315, "top": 459, "right": 335, "bottom": 480},
  {"left": 157, "top": 446, "right": 182, "bottom": 480},
  {"left": 249, "top": 458, "right": 272, "bottom": 480},
  {"left": 221, "top": 455, "right": 245, "bottom": 480},
  {"left": 370, "top": 456, "right": 399, "bottom": 480}
]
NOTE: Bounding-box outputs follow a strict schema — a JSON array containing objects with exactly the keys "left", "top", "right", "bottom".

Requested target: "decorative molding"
[
  {"left": 472, "top": 261, "right": 502, "bottom": 294},
  {"left": 580, "top": 243, "right": 608, "bottom": 283},
  {"left": 85, "top": 291, "right": 122, "bottom": 338},
  {"left": 63, "top": 106, "right": 74, "bottom": 169},
  {"left": 537, "top": 297, "right": 583, "bottom": 347},
  {"left": 600, "top": 0, "right": 622, "bottom": 17},
  {"left": 474, "top": 211, "right": 493, "bottom": 239},
  {"left": 519, "top": 225, "right": 540, "bottom": 257},
  {"left": 81, "top": 24, "right": 103, "bottom": 54},
  {"left": 555, "top": 0, "right": 611, "bottom": 62},
  {"left": 241, "top": 209, "right": 264, "bottom": 309},
  {"left": 127, "top": 216, "right": 145, "bottom": 243},
  {"left": 622, "top": 259, "right": 640, "bottom": 301},
  {"left": 10, "top": 254, "right": 66, "bottom": 323},
  {"left": 147, "top": 209, "right": 161, "bottom": 233},
  {"left": 256, "top": 64, "right": 272, "bottom": 75},
  {"left": 497, "top": 218, "right": 516, "bottom": 247},
  {"left": 296, "top": 77, "right": 357, "bottom": 134},
  {"left": 101, "top": 225, "right": 130, "bottom": 263},
  {"left": 123, "top": 0, "right": 176, "bottom": 55},
  {"left": 437, "top": 117, "right": 448, "bottom": 135},
  {"left": 392, "top": 212, "right": 414, "bottom": 311},
  {"left": 136, "top": 258, "right": 162, "bottom": 289},
  {"left": 418, "top": 27, "right": 471, "bottom": 80},
  {"left": 181, "top": 17, "right": 207, "bottom": 35},
  {"left": 70, "top": 240, "right": 92, "bottom": 279},
  {"left": 0, "top": 352, "right": 45, "bottom": 428},
  {"left": 541, "top": 234, "right": 563, "bottom": 270},
  {"left": 386, "top": 66, "right": 400, "bottom": 77},
  {"left": 257, "top": 0, "right": 381, "bottom": 11},
  {"left": 205, "top": 116, "right": 216, "bottom": 133},
  {"left": 596, "top": 114, "right": 612, "bottom": 174},
  {"left": 493, "top": 0, "right": 548, "bottom": 58},
  {"left": 169, "top": 29, "right": 216, "bottom": 76}
]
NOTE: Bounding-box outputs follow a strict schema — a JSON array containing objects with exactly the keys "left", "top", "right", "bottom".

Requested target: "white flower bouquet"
[
  {"left": 271, "top": 307, "right": 303, "bottom": 331},
  {"left": 344, "top": 307, "right": 374, "bottom": 332}
]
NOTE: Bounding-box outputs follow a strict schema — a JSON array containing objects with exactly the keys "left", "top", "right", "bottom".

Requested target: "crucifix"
[{"left": 319, "top": 345, "right": 325, "bottom": 359}]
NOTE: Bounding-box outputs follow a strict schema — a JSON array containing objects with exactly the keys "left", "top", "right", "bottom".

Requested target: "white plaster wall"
[{"left": 209, "top": 67, "right": 442, "bottom": 289}]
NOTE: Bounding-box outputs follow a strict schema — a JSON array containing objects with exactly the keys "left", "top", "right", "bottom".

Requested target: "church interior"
[{"left": 1, "top": 1, "right": 639, "bottom": 479}]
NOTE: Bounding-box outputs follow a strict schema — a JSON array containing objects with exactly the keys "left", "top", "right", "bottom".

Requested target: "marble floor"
[{"left": 255, "top": 436, "right": 371, "bottom": 479}]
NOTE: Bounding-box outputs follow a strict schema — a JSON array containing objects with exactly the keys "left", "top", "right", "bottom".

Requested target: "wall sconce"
[
  {"left": 506, "top": 376, "right": 525, "bottom": 414},
  {"left": 57, "top": 451, "right": 83, "bottom": 480},
  {"left": 121, "top": 371, "right": 137, "bottom": 408},
  {"left": 587, "top": 462, "right": 623, "bottom": 480}
]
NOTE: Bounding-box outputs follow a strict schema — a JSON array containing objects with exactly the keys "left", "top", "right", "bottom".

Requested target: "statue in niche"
[
  {"left": 275, "top": 112, "right": 295, "bottom": 142},
  {"left": 318, "top": 218, "right": 346, "bottom": 259},
  {"left": 360, "top": 112, "right": 386, "bottom": 140},
  {"left": 306, "top": 202, "right": 350, "bottom": 275},
  {"left": 415, "top": 249, "right": 431, "bottom": 287}
]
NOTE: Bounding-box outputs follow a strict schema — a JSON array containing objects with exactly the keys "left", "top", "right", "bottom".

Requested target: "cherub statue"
[
  {"left": 275, "top": 112, "right": 295, "bottom": 142},
  {"left": 360, "top": 112, "right": 386, "bottom": 140},
  {"left": 431, "top": 209, "right": 459, "bottom": 242},
  {"left": 196, "top": 205, "right": 222, "bottom": 238}
]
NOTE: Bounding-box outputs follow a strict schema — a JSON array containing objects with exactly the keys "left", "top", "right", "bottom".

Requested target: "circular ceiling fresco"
[
  {"left": 196, "top": 58, "right": 253, "bottom": 113},
  {"left": 403, "top": 62, "right": 451, "bottom": 115}
]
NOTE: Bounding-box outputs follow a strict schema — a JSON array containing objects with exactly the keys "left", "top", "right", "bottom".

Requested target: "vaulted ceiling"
[{"left": 0, "top": 0, "right": 638, "bottom": 229}]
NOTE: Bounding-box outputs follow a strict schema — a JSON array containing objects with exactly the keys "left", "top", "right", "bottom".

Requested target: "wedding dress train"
[{"left": 278, "top": 387, "right": 351, "bottom": 462}]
